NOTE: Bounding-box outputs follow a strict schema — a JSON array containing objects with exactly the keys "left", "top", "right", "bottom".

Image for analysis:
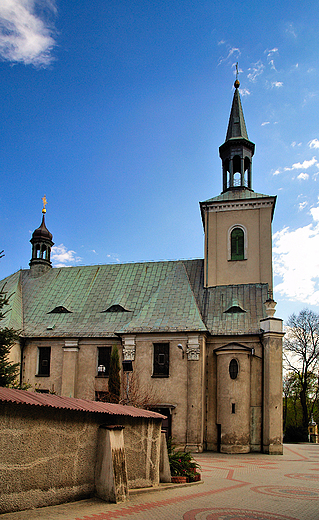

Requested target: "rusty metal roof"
[{"left": 0, "top": 387, "right": 165, "bottom": 419}]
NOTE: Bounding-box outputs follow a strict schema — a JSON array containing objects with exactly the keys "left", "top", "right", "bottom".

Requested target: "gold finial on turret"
[{"left": 42, "top": 195, "right": 47, "bottom": 214}]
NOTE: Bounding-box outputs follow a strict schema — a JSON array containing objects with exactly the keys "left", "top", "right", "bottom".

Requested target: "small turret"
[
  {"left": 219, "top": 77, "right": 255, "bottom": 192},
  {"left": 29, "top": 196, "right": 54, "bottom": 276}
]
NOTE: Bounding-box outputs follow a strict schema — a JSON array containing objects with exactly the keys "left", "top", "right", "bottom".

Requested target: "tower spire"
[
  {"left": 29, "top": 196, "right": 54, "bottom": 276},
  {"left": 219, "top": 76, "right": 255, "bottom": 192}
]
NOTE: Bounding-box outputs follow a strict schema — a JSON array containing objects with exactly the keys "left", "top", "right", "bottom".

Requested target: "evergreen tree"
[
  {"left": 108, "top": 346, "right": 121, "bottom": 403},
  {"left": 0, "top": 286, "right": 20, "bottom": 387}
]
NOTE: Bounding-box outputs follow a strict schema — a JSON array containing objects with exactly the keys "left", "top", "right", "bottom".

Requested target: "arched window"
[
  {"left": 229, "top": 359, "right": 239, "bottom": 380},
  {"left": 231, "top": 227, "right": 244, "bottom": 260}
]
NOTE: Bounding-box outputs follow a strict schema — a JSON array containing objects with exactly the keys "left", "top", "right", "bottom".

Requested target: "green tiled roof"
[
  {"left": 225, "top": 87, "right": 249, "bottom": 141},
  {"left": 201, "top": 188, "right": 275, "bottom": 205},
  {"left": 0, "top": 271, "right": 23, "bottom": 331},
  {"left": 0, "top": 259, "right": 268, "bottom": 338}
]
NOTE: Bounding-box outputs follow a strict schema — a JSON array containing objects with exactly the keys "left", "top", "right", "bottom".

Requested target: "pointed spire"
[
  {"left": 225, "top": 81, "right": 249, "bottom": 141},
  {"left": 219, "top": 77, "right": 255, "bottom": 192}
]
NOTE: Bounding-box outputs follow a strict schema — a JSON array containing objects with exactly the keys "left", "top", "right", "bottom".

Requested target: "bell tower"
[
  {"left": 219, "top": 79, "right": 255, "bottom": 191},
  {"left": 200, "top": 80, "right": 276, "bottom": 290},
  {"left": 29, "top": 196, "right": 54, "bottom": 277}
]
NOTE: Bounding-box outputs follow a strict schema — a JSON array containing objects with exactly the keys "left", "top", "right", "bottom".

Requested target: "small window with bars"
[{"left": 153, "top": 343, "right": 169, "bottom": 377}]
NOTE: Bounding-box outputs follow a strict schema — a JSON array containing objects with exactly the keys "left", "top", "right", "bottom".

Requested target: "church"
[{"left": 2, "top": 79, "right": 284, "bottom": 454}]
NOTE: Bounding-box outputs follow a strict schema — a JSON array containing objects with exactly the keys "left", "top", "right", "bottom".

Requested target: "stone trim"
[
  {"left": 64, "top": 339, "right": 79, "bottom": 351},
  {"left": 122, "top": 335, "right": 136, "bottom": 361},
  {"left": 206, "top": 199, "right": 274, "bottom": 213},
  {"left": 187, "top": 335, "right": 200, "bottom": 360}
]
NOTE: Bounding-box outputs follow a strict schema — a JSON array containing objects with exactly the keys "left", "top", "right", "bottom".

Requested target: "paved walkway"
[{"left": 2, "top": 444, "right": 319, "bottom": 520}]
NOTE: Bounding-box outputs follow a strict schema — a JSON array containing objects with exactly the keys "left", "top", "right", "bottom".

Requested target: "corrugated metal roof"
[{"left": 0, "top": 387, "right": 165, "bottom": 419}]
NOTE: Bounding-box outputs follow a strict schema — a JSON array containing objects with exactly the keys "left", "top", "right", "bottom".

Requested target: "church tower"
[
  {"left": 29, "top": 196, "right": 54, "bottom": 277},
  {"left": 200, "top": 79, "right": 276, "bottom": 292}
]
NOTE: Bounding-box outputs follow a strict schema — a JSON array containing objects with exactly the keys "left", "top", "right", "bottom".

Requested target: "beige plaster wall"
[
  {"left": 204, "top": 205, "right": 273, "bottom": 289},
  {"left": 22, "top": 338, "right": 122, "bottom": 399},
  {"left": 205, "top": 336, "right": 263, "bottom": 453},
  {"left": 132, "top": 333, "right": 205, "bottom": 450}
]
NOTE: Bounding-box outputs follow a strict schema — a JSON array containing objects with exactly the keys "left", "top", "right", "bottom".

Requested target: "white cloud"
[
  {"left": 273, "top": 205, "right": 319, "bottom": 304},
  {"left": 271, "top": 81, "right": 283, "bottom": 88},
  {"left": 311, "top": 205, "right": 319, "bottom": 221},
  {"left": 285, "top": 22, "right": 297, "bottom": 38},
  {"left": 265, "top": 48, "right": 278, "bottom": 57},
  {"left": 297, "top": 172, "right": 309, "bottom": 180},
  {"left": 309, "top": 139, "right": 319, "bottom": 149},
  {"left": 298, "top": 201, "right": 308, "bottom": 211},
  {"left": 106, "top": 253, "right": 120, "bottom": 263},
  {"left": 284, "top": 157, "right": 318, "bottom": 172},
  {"left": 0, "top": 0, "right": 57, "bottom": 67},
  {"left": 239, "top": 87, "right": 250, "bottom": 96},
  {"left": 269, "top": 59, "right": 276, "bottom": 71},
  {"left": 273, "top": 169, "right": 281, "bottom": 175},
  {"left": 261, "top": 121, "right": 270, "bottom": 126},
  {"left": 218, "top": 47, "right": 240, "bottom": 66},
  {"left": 51, "top": 244, "right": 81, "bottom": 267},
  {"left": 247, "top": 60, "right": 264, "bottom": 82},
  {"left": 291, "top": 142, "right": 302, "bottom": 147},
  {"left": 292, "top": 157, "right": 318, "bottom": 170}
]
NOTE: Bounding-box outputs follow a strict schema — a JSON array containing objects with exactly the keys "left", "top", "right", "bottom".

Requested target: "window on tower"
[{"left": 231, "top": 228, "right": 245, "bottom": 260}]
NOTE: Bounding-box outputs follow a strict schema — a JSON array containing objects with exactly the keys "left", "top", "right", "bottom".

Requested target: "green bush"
[{"left": 167, "top": 439, "right": 200, "bottom": 481}]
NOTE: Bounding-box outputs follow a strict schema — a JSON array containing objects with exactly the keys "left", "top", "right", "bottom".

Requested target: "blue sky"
[{"left": 1, "top": 0, "right": 319, "bottom": 323}]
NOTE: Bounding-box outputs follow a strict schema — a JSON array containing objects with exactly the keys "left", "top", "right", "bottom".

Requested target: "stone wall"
[{"left": 0, "top": 401, "right": 162, "bottom": 514}]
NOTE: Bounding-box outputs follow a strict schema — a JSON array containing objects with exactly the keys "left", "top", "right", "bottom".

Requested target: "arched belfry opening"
[
  {"left": 219, "top": 79, "right": 255, "bottom": 192},
  {"left": 29, "top": 196, "right": 54, "bottom": 276}
]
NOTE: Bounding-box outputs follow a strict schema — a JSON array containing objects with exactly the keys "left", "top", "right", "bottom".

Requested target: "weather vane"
[
  {"left": 234, "top": 62, "right": 240, "bottom": 88},
  {"left": 42, "top": 195, "right": 47, "bottom": 214}
]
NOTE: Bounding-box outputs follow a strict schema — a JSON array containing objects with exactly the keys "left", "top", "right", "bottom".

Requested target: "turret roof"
[{"left": 225, "top": 82, "right": 249, "bottom": 141}]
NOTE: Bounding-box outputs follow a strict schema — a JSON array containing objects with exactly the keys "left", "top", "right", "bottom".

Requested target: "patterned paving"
[
  {"left": 183, "top": 509, "right": 299, "bottom": 520},
  {"left": 285, "top": 473, "right": 319, "bottom": 481},
  {"left": 1, "top": 444, "right": 319, "bottom": 520},
  {"left": 251, "top": 485, "right": 319, "bottom": 500}
]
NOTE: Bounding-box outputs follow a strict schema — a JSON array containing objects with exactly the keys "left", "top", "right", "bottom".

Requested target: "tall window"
[
  {"left": 97, "top": 346, "right": 112, "bottom": 376},
  {"left": 37, "top": 347, "right": 51, "bottom": 376},
  {"left": 153, "top": 343, "right": 169, "bottom": 377},
  {"left": 231, "top": 228, "right": 244, "bottom": 260}
]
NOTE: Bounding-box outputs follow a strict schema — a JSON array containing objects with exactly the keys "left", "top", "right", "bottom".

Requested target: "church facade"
[{"left": 2, "top": 80, "right": 284, "bottom": 454}]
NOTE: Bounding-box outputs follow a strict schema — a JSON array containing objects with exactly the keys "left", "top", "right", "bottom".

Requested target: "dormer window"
[
  {"left": 224, "top": 305, "right": 246, "bottom": 314},
  {"left": 102, "top": 304, "right": 130, "bottom": 313},
  {"left": 48, "top": 306, "right": 72, "bottom": 314}
]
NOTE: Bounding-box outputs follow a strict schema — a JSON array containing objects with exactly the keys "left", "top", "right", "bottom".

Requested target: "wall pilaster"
[{"left": 261, "top": 317, "right": 284, "bottom": 454}]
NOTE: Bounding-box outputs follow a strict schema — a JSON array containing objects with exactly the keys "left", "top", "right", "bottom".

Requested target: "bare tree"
[
  {"left": 284, "top": 309, "right": 319, "bottom": 433},
  {"left": 120, "top": 368, "right": 165, "bottom": 409}
]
